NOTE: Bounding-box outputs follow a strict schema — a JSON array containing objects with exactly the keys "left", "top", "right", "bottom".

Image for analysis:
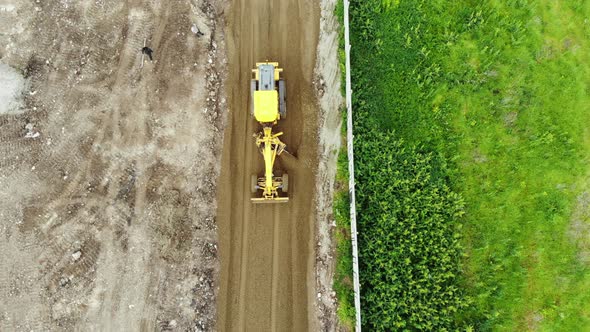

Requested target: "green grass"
[
  {"left": 446, "top": 2, "right": 590, "bottom": 330},
  {"left": 333, "top": 154, "right": 356, "bottom": 329},
  {"left": 332, "top": 0, "right": 356, "bottom": 328},
  {"left": 348, "top": 0, "right": 590, "bottom": 330}
]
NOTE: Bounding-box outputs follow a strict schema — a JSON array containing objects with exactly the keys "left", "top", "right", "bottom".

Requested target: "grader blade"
[{"left": 251, "top": 197, "right": 289, "bottom": 204}]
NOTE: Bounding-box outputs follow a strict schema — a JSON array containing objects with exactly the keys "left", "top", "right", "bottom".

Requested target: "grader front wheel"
[
  {"left": 251, "top": 175, "right": 258, "bottom": 193},
  {"left": 282, "top": 173, "right": 289, "bottom": 193}
]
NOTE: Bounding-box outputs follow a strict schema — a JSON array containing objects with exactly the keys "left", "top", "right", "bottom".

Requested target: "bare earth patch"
[
  {"left": 0, "top": 0, "right": 227, "bottom": 330},
  {"left": 313, "top": 0, "right": 344, "bottom": 331}
]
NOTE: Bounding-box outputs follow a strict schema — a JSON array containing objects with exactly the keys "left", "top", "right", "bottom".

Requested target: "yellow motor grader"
[{"left": 250, "top": 61, "right": 289, "bottom": 203}]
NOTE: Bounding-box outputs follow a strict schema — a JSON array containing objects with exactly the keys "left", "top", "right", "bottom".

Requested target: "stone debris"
[
  {"left": 24, "top": 123, "right": 40, "bottom": 138},
  {"left": 71, "top": 250, "right": 81, "bottom": 261}
]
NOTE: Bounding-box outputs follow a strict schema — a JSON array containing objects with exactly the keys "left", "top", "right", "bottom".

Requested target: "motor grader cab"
[{"left": 250, "top": 62, "right": 289, "bottom": 203}]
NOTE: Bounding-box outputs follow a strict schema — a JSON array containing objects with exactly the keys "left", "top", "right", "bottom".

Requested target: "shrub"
[{"left": 355, "top": 131, "right": 467, "bottom": 330}]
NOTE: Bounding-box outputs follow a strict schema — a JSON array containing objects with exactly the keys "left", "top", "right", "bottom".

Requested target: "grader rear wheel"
[
  {"left": 250, "top": 80, "right": 257, "bottom": 116},
  {"left": 282, "top": 173, "right": 289, "bottom": 192},
  {"left": 278, "top": 79, "right": 286, "bottom": 119}
]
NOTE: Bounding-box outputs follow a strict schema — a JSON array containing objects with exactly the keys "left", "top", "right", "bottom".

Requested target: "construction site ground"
[
  {"left": 1, "top": 0, "right": 342, "bottom": 330},
  {"left": 1, "top": 0, "right": 226, "bottom": 330}
]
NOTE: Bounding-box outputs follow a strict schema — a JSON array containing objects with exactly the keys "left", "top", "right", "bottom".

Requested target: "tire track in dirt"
[
  {"left": 236, "top": 110, "right": 254, "bottom": 328},
  {"left": 270, "top": 205, "right": 280, "bottom": 331},
  {"left": 217, "top": 0, "right": 320, "bottom": 330}
]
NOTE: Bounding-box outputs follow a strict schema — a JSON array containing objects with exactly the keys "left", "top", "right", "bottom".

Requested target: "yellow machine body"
[
  {"left": 253, "top": 90, "right": 279, "bottom": 123},
  {"left": 250, "top": 62, "right": 289, "bottom": 203}
]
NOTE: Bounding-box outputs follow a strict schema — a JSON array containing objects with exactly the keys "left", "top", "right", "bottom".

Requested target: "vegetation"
[
  {"left": 348, "top": 0, "right": 468, "bottom": 330},
  {"left": 333, "top": 143, "right": 356, "bottom": 328},
  {"left": 355, "top": 131, "right": 467, "bottom": 330},
  {"left": 331, "top": 1, "right": 356, "bottom": 328},
  {"left": 345, "top": 0, "right": 590, "bottom": 330}
]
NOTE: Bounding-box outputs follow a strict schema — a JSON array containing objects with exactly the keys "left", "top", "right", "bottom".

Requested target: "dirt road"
[{"left": 216, "top": 0, "right": 321, "bottom": 330}]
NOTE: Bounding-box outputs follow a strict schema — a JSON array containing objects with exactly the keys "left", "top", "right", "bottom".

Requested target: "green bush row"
[
  {"left": 355, "top": 131, "right": 467, "bottom": 331},
  {"left": 347, "top": 0, "right": 469, "bottom": 330}
]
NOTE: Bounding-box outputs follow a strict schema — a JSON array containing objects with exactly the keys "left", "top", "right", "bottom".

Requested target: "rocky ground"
[
  {"left": 313, "top": 0, "right": 344, "bottom": 330},
  {"left": 0, "top": 0, "right": 227, "bottom": 330}
]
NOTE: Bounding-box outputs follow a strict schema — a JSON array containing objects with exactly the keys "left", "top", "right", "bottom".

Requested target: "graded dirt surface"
[
  {"left": 216, "top": 0, "right": 321, "bottom": 330},
  {"left": 0, "top": 0, "right": 227, "bottom": 330}
]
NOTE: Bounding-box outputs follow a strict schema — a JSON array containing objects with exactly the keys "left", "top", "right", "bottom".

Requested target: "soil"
[
  {"left": 313, "top": 0, "right": 345, "bottom": 330},
  {"left": 215, "top": 0, "right": 323, "bottom": 330},
  {"left": 0, "top": 0, "right": 227, "bottom": 330},
  {"left": 1, "top": 0, "right": 343, "bottom": 329}
]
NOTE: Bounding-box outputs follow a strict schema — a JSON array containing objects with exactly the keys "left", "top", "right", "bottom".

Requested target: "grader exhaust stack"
[{"left": 250, "top": 62, "right": 289, "bottom": 203}]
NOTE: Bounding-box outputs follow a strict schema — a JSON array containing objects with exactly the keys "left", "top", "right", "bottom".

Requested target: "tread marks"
[{"left": 217, "top": 0, "right": 320, "bottom": 330}]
